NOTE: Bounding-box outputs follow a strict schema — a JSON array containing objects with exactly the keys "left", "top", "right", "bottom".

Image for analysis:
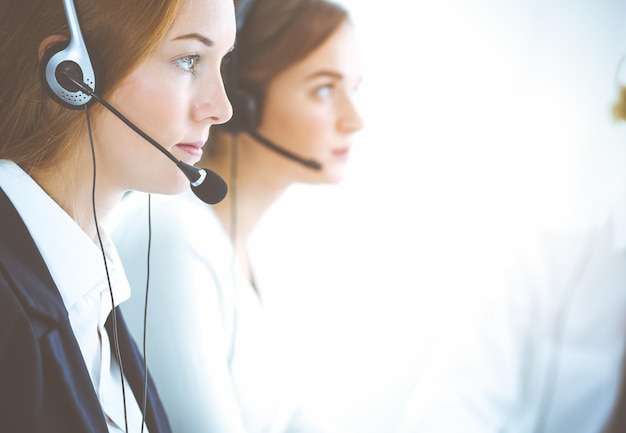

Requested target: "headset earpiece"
[
  {"left": 220, "top": 0, "right": 259, "bottom": 133},
  {"left": 39, "top": 0, "right": 102, "bottom": 110},
  {"left": 221, "top": 58, "right": 259, "bottom": 133},
  {"left": 39, "top": 39, "right": 102, "bottom": 110}
]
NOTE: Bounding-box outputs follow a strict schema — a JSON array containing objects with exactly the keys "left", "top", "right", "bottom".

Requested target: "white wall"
[{"left": 250, "top": 1, "right": 626, "bottom": 432}]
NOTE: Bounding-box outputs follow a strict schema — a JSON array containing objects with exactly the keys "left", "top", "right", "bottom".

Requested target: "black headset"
[
  {"left": 221, "top": 0, "right": 259, "bottom": 133},
  {"left": 38, "top": 0, "right": 102, "bottom": 110},
  {"left": 220, "top": 0, "right": 323, "bottom": 170}
]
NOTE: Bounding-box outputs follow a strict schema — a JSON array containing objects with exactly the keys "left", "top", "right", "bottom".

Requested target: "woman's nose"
[
  {"left": 193, "top": 73, "right": 233, "bottom": 125},
  {"left": 339, "top": 94, "right": 364, "bottom": 133}
]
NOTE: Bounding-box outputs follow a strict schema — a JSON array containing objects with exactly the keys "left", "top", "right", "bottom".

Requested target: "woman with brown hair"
[{"left": 111, "top": 0, "right": 363, "bottom": 431}]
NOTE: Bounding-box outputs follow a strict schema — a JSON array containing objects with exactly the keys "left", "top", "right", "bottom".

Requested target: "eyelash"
[{"left": 175, "top": 54, "right": 201, "bottom": 74}]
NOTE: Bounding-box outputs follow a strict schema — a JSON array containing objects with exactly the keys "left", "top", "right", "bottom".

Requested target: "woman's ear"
[{"left": 38, "top": 35, "right": 68, "bottom": 61}]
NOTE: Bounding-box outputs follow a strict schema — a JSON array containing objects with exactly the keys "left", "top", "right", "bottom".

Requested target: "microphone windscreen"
[
  {"left": 177, "top": 161, "right": 228, "bottom": 204},
  {"left": 191, "top": 168, "right": 228, "bottom": 204}
]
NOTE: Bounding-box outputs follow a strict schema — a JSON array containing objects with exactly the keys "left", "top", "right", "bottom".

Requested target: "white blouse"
[{"left": 109, "top": 190, "right": 322, "bottom": 433}]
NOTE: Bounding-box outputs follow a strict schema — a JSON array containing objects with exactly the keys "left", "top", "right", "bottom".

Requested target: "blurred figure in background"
[
  {"left": 109, "top": 0, "right": 363, "bottom": 431},
  {"left": 398, "top": 65, "right": 626, "bottom": 433}
]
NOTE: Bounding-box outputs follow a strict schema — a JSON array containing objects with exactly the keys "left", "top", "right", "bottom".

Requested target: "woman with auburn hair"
[{"left": 0, "top": 0, "right": 235, "bottom": 431}]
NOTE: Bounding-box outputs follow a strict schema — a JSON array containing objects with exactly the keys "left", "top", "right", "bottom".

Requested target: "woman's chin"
[{"left": 148, "top": 174, "right": 192, "bottom": 196}]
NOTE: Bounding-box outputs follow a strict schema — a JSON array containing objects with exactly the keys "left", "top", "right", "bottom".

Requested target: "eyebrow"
[
  {"left": 305, "top": 70, "right": 344, "bottom": 81},
  {"left": 173, "top": 32, "right": 215, "bottom": 47}
]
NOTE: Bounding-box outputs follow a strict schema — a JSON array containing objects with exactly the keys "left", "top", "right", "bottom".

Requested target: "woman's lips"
[
  {"left": 175, "top": 142, "right": 203, "bottom": 159},
  {"left": 332, "top": 147, "right": 350, "bottom": 160}
]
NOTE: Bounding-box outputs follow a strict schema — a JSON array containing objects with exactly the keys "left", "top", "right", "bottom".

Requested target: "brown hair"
[
  {"left": 0, "top": 0, "right": 183, "bottom": 173},
  {"left": 613, "top": 85, "right": 626, "bottom": 122},
  {"left": 208, "top": 0, "right": 349, "bottom": 151}
]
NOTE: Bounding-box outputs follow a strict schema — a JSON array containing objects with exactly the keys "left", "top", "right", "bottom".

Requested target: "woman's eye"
[
  {"left": 176, "top": 55, "right": 200, "bottom": 73},
  {"left": 315, "top": 85, "right": 334, "bottom": 99}
]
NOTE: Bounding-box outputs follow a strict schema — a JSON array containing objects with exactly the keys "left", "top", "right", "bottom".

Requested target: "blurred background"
[{"left": 248, "top": 1, "right": 626, "bottom": 432}]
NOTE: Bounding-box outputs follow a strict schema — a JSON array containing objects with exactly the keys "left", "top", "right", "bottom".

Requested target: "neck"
[
  {"left": 31, "top": 155, "right": 122, "bottom": 241},
  {"left": 203, "top": 132, "right": 290, "bottom": 278}
]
